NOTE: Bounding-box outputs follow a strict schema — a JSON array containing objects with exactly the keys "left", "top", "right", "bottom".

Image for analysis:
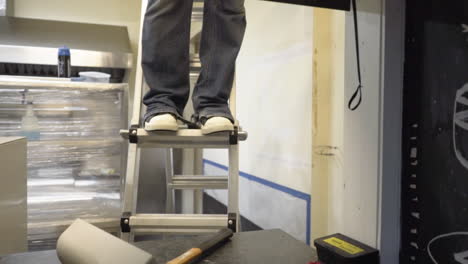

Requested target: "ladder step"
[
  {"left": 129, "top": 214, "right": 228, "bottom": 234},
  {"left": 192, "top": 0, "right": 204, "bottom": 21},
  {"left": 168, "top": 176, "right": 228, "bottom": 190},
  {"left": 120, "top": 129, "right": 247, "bottom": 149}
]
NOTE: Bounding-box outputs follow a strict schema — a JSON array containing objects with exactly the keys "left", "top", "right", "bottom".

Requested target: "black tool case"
[{"left": 314, "top": 233, "right": 379, "bottom": 264}]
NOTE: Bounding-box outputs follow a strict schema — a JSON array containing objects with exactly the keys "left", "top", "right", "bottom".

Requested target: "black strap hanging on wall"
[{"left": 348, "top": 0, "right": 363, "bottom": 111}]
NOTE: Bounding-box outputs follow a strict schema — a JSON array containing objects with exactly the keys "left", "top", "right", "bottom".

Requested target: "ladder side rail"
[
  {"left": 228, "top": 71, "right": 240, "bottom": 232},
  {"left": 130, "top": 0, "right": 148, "bottom": 127},
  {"left": 120, "top": 0, "right": 148, "bottom": 242},
  {"left": 228, "top": 144, "right": 240, "bottom": 232},
  {"left": 230, "top": 72, "right": 237, "bottom": 124},
  {"left": 165, "top": 148, "right": 175, "bottom": 213},
  {"left": 119, "top": 86, "right": 130, "bottom": 204},
  {"left": 194, "top": 148, "right": 204, "bottom": 214},
  {"left": 120, "top": 145, "right": 141, "bottom": 241}
]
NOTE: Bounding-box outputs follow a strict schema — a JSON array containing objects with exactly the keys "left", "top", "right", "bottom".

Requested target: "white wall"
[
  {"left": 235, "top": 0, "right": 313, "bottom": 195},
  {"left": 205, "top": 0, "right": 314, "bottom": 244},
  {"left": 338, "top": 1, "right": 404, "bottom": 263},
  {"left": 341, "top": 0, "right": 383, "bottom": 246},
  {"left": 312, "top": 8, "right": 345, "bottom": 242},
  {"left": 10, "top": 0, "right": 142, "bottom": 100}
]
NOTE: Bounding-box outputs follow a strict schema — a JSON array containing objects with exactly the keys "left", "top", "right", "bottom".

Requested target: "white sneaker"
[
  {"left": 144, "top": 114, "right": 178, "bottom": 131},
  {"left": 201, "top": 117, "right": 234, "bottom": 135}
]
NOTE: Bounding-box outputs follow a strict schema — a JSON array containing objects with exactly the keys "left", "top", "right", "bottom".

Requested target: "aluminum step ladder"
[{"left": 119, "top": 0, "right": 247, "bottom": 242}]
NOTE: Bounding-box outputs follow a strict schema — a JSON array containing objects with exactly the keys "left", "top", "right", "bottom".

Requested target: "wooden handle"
[
  {"left": 166, "top": 248, "right": 202, "bottom": 264},
  {"left": 166, "top": 228, "right": 233, "bottom": 264}
]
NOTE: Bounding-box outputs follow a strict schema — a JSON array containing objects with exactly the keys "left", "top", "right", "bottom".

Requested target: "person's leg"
[
  {"left": 142, "top": 0, "right": 193, "bottom": 123},
  {"left": 192, "top": 0, "right": 247, "bottom": 124}
]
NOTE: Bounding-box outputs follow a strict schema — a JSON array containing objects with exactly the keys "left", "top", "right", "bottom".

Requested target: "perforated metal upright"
[{"left": 119, "top": 0, "right": 246, "bottom": 242}]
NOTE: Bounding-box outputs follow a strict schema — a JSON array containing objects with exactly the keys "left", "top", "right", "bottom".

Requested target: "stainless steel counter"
[{"left": 0, "top": 17, "right": 132, "bottom": 69}]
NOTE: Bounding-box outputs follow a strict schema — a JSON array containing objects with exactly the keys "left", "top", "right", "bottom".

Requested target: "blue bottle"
[{"left": 58, "top": 46, "right": 71, "bottom": 78}]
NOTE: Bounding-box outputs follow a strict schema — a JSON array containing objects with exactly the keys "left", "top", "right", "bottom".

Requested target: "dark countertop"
[{"left": 0, "top": 229, "right": 317, "bottom": 264}]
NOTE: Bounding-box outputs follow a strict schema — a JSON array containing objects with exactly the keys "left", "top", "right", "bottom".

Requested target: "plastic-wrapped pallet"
[{"left": 0, "top": 77, "right": 127, "bottom": 250}]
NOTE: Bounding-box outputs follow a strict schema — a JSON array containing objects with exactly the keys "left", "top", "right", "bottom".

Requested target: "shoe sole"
[
  {"left": 201, "top": 124, "right": 234, "bottom": 135},
  {"left": 144, "top": 122, "right": 178, "bottom": 132}
]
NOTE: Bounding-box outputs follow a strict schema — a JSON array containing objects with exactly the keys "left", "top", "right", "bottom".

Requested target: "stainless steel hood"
[{"left": 0, "top": 17, "right": 133, "bottom": 69}]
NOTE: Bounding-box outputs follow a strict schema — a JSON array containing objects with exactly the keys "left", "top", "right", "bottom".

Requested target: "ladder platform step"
[
  {"left": 120, "top": 129, "right": 247, "bottom": 148},
  {"left": 129, "top": 214, "right": 228, "bottom": 234},
  {"left": 169, "top": 175, "right": 228, "bottom": 190}
]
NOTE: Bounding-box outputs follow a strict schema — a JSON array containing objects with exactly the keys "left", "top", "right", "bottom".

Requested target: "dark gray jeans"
[{"left": 142, "top": 0, "right": 247, "bottom": 123}]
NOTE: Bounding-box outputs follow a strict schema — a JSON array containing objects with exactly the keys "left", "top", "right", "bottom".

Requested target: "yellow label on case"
[{"left": 323, "top": 237, "right": 364, "bottom": 255}]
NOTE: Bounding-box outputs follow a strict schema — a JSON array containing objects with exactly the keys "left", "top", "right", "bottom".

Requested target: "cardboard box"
[{"left": 0, "top": 137, "right": 27, "bottom": 255}]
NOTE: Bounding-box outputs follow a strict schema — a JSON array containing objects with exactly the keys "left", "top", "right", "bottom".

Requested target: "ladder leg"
[
  {"left": 228, "top": 144, "right": 240, "bottom": 232},
  {"left": 121, "top": 144, "right": 141, "bottom": 241},
  {"left": 194, "top": 148, "right": 204, "bottom": 214},
  {"left": 229, "top": 71, "right": 237, "bottom": 118},
  {"left": 181, "top": 149, "right": 195, "bottom": 213},
  {"left": 120, "top": 0, "right": 147, "bottom": 242},
  {"left": 165, "top": 148, "right": 175, "bottom": 213},
  {"left": 120, "top": 232, "right": 135, "bottom": 242},
  {"left": 227, "top": 69, "right": 239, "bottom": 231}
]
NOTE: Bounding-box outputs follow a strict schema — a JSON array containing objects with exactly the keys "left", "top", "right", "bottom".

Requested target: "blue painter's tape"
[{"left": 203, "top": 159, "right": 312, "bottom": 245}]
